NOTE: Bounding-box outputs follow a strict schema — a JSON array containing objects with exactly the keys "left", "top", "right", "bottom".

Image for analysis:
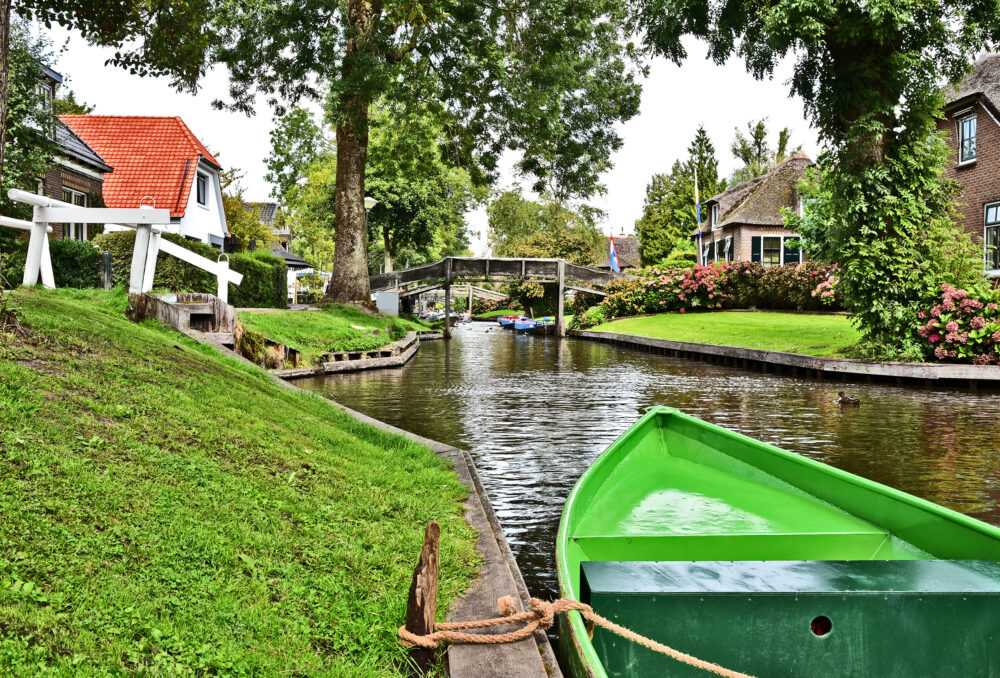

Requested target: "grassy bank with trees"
[
  {"left": 238, "top": 305, "right": 427, "bottom": 366},
  {"left": 590, "top": 312, "right": 858, "bottom": 357},
  {"left": 0, "top": 288, "right": 477, "bottom": 676}
]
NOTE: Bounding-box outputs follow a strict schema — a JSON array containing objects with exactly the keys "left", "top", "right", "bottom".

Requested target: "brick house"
[
  {"left": 61, "top": 116, "right": 228, "bottom": 248},
  {"left": 938, "top": 54, "right": 1000, "bottom": 276},
  {"left": 37, "top": 68, "right": 114, "bottom": 241},
  {"left": 693, "top": 154, "right": 811, "bottom": 266}
]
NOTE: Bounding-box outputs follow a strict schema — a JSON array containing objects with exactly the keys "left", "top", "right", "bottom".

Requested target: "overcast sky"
[{"left": 46, "top": 28, "right": 820, "bottom": 255}]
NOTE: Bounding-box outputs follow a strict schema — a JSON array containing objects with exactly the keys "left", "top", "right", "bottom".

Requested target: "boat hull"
[{"left": 556, "top": 407, "right": 1000, "bottom": 678}]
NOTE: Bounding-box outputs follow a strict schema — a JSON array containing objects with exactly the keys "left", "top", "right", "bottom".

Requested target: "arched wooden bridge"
[{"left": 369, "top": 257, "right": 624, "bottom": 337}]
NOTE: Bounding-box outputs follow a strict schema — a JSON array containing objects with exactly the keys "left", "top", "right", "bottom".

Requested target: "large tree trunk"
[
  {"left": 383, "top": 225, "right": 393, "bottom": 273},
  {"left": 0, "top": 0, "right": 12, "bottom": 179},
  {"left": 323, "top": 0, "right": 381, "bottom": 305}
]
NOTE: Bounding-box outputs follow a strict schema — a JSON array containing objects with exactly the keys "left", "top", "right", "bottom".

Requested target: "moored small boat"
[
  {"left": 497, "top": 314, "right": 520, "bottom": 328},
  {"left": 557, "top": 407, "right": 1000, "bottom": 678},
  {"left": 526, "top": 317, "right": 555, "bottom": 335},
  {"left": 514, "top": 317, "right": 537, "bottom": 333}
]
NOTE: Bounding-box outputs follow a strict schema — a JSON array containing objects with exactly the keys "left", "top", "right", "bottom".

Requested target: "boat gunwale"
[{"left": 555, "top": 406, "right": 1000, "bottom": 678}]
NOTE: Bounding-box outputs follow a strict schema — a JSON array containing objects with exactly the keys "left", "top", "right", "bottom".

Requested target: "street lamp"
[{"left": 364, "top": 196, "right": 378, "bottom": 223}]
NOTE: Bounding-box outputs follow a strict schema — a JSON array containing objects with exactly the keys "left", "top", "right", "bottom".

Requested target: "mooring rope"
[{"left": 398, "top": 595, "right": 757, "bottom": 678}]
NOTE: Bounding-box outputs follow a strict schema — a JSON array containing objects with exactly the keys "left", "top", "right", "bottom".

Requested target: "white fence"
[{"left": 2, "top": 190, "right": 242, "bottom": 302}]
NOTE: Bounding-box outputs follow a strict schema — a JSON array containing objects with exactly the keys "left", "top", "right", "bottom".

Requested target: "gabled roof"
[
  {"left": 245, "top": 201, "right": 280, "bottom": 226},
  {"left": 60, "top": 116, "right": 222, "bottom": 218},
  {"left": 945, "top": 54, "right": 1000, "bottom": 118},
  {"left": 698, "top": 154, "right": 812, "bottom": 233},
  {"left": 55, "top": 123, "right": 113, "bottom": 173},
  {"left": 597, "top": 235, "right": 641, "bottom": 269}
]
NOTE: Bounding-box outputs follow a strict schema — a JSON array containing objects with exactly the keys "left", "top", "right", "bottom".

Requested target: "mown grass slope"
[
  {"left": 0, "top": 288, "right": 477, "bottom": 677},
  {"left": 591, "top": 311, "right": 859, "bottom": 357},
  {"left": 239, "top": 305, "right": 427, "bottom": 366}
]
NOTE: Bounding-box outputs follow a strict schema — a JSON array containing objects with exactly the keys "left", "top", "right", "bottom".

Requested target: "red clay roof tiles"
[{"left": 60, "top": 116, "right": 222, "bottom": 218}]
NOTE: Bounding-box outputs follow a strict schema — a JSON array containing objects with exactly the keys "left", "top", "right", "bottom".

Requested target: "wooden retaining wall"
[
  {"left": 272, "top": 331, "right": 422, "bottom": 379},
  {"left": 571, "top": 329, "right": 1000, "bottom": 389}
]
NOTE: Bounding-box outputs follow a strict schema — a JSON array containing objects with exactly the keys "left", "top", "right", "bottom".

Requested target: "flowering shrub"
[
  {"left": 573, "top": 305, "right": 608, "bottom": 329},
  {"left": 572, "top": 260, "right": 842, "bottom": 328},
  {"left": 917, "top": 284, "right": 1000, "bottom": 363}
]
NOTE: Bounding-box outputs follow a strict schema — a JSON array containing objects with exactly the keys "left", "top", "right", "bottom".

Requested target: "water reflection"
[{"left": 296, "top": 323, "right": 1000, "bottom": 600}]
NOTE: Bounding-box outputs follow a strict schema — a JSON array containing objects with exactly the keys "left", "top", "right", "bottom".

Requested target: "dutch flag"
[{"left": 609, "top": 234, "right": 620, "bottom": 273}]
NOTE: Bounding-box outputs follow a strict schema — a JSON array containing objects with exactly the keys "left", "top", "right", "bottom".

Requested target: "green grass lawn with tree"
[
  {"left": 591, "top": 311, "right": 859, "bottom": 357},
  {"left": 238, "top": 305, "right": 427, "bottom": 366},
  {"left": 0, "top": 288, "right": 477, "bottom": 676}
]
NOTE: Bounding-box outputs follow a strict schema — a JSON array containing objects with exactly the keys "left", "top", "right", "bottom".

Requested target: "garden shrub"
[
  {"left": 0, "top": 238, "right": 100, "bottom": 288},
  {"left": 917, "top": 284, "right": 1000, "bottom": 363},
  {"left": 571, "top": 305, "right": 607, "bottom": 329},
  {"left": 95, "top": 231, "right": 288, "bottom": 308},
  {"left": 471, "top": 296, "right": 521, "bottom": 315},
  {"left": 229, "top": 251, "right": 288, "bottom": 309}
]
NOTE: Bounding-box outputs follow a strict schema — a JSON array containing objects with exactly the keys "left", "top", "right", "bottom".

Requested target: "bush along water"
[
  {"left": 571, "top": 260, "right": 841, "bottom": 329},
  {"left": 917, "top": 284, "right": 1000, "bottom": 364}
]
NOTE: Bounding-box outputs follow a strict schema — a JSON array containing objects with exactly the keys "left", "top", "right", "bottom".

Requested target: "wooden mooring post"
[{"left": 404, "top": 520, "right": 440, "bottom": 676}]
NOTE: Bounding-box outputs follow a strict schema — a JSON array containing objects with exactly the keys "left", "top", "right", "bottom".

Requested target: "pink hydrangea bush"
[{"left": 917, "top": 284, "right": 1000, "bottom": 363}]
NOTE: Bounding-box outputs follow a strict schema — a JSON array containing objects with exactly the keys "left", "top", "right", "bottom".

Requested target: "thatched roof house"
[
  {"left": 693, "top": 154, "right": 812, "bottom": 266},
  {"left": 596, "top": 233, "right": 641, "bottom": 271}
]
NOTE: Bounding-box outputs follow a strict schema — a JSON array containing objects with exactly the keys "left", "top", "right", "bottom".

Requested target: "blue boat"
[
  {"left": 527, "top": 317, "right": 555, "bottom": 335},
  {"left": 514, "top": 317, "right": 537, "bottom": 333},
  {"left": 497, "top": 314, "right": 520, "bottom": 328}
]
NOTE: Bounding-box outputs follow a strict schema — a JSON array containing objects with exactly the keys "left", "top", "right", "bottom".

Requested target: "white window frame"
[
  {"left": 754, "top": 234, "right": 803, "bottom": 267},
  {"left": 724, "top": 236, "right": 733, "bottom": 262},
  {"left": 61, "top": 188, "right": 88, "bottom": 241},
  {"left": 710, "top": 203, "right": 720, "bottom": 229},
  {"left": 958, "top": 112, "right": 977, "bottom": 165},
  {"left": 196, "top": 172, "right": 209, "bottom": 207},
  {"left": 985, "top": 202, "right": 1000, "bottom": 277}
]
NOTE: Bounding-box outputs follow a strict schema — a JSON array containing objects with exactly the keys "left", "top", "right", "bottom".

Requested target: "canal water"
[{"left": 296, "top": 323, "right": 1000, "bottom": 602}]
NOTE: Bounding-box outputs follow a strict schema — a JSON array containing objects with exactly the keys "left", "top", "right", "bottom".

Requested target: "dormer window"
[
  {"left": 710, "top": 203, "right": 720, "bottom": 227},
  {"left": 958, "top": 113, "right": 977, "bottom": 163},
  {"left": 196, "top": 173, "right": 208, "bottom": 206}
]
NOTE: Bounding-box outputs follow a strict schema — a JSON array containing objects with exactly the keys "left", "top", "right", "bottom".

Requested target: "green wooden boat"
[{"left": 556, "top": 406, "right": 1000, "bottom": 677}]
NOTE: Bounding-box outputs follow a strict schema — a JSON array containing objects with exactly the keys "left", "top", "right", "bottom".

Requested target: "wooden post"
[
  {"left": 23, "top": 217, "right": 48, "bottom": 287},
  {"left": 443, "top": 259, "right": 452, "bottom": 339},
  {"left": 556, "top": 260, "right": 565, "bottom": 337},
  {"left": 404, "top": 520, "right": 440, "bottom": 676},
  {"left": 129, "top": 224, "right": 152, "bottom": 295},
  {"left": 468, "top": 284, "right": 473, "bottom": 318}
]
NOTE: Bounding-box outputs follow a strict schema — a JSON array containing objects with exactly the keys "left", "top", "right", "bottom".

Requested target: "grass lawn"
[
  {"left": 471, "top": 309, "right": 521, "bottom": 320},
  {"left": 239, "top": 304, "right": 427, "bottom": 366},
  {"left": 0, "top": 288, "right": 477, "bottom": 676},
  {"left": 591, "top": 311, "right": 859, "bottom": 357}
]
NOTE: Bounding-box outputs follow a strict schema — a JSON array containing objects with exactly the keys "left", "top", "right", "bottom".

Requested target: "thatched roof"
[
  {"left": 945, "top": 54, "right": 1000, "bottom": 117},
  {"left": 695, "top": 154, "right": 812, "bottom": 233},
  {"left": 596, "top": 235, "right": 641, "bottom": 270},
  {"left": 245, "top": 201, "right": 280, "bottom": 226}
]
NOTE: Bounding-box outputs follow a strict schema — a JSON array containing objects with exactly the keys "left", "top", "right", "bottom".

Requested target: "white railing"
[{"left": 2, "top": 189, "right": 242, "bottom": 302}]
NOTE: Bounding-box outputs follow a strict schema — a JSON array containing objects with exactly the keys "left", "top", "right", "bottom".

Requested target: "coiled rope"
[{"left": 398, "top": 595, "right": 756, "bottom": 678}]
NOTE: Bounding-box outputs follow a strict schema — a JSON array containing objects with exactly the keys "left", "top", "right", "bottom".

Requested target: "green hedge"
[
  {"left": 94, "top": 232, "right": 288, "bottom": 308},
  {"left": 0, "top": 238, "right": 100, "bottom": 289},
  {"left": 229, "top": 251, "right": 288, "bottom": 309}
]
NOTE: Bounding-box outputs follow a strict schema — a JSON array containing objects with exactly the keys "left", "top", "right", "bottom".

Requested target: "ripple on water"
[{"left": 296, "top": 322, "right": 1000, "bottom": 603}]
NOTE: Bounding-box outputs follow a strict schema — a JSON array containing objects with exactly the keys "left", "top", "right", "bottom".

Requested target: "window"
[
  {"left": 196, "top": 173, "right": 208, "bottom": 206},
  {"left": 724, "top": 236, "right": 733, "bottom": 262},
  {"left": 986, "top": 203, "right": 1000, "bottom": 271},
  {"left": 711, "top": 204, "right": 720, "bottom": 228},
  {"left": 61, "top": 189, "right": 88, "bottom": 240},
  {"left": 762, "top": 236, "right": 782, "bottom": 266},
  {"left": 959, "top": 114, "right": 977, "bottom": 163}
]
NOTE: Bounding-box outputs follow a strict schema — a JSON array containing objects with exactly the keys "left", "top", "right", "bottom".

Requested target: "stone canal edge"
[
  {"left": 184, "top": 328, "right": 561, "bottom": 678},
  {"left": 571, "top": 329, "right": 1000, "bottom": 389}
]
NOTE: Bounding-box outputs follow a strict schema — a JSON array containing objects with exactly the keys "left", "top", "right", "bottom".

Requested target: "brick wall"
[
  {"left": 938, "top": 99, "right": 1000, "bottom": 245},
  {"left": 733, "top": 225, "right": 800, "bottom": 263},
  {"left": 40, "top": 163, "right": 104, "bottom": 240}
]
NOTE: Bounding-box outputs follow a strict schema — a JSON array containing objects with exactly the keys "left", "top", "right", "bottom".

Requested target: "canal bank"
[
  {"left": 189, "top": 327, "right": 560, "bottom": 678},
  {"left": 571, "top": 328, "right": 1000, "bottom": 389}
]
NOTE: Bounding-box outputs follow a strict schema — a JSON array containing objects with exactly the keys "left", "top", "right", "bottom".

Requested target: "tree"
[
  {"left": 53, "top": 89, "right": 93, "bottom": 115},
  {"left": 729, "top": 118, "right": 800, "bottom": 184},
  {"left": 208, "top": 0, "right": 643, "bottom": 304},
  {"left": 2, "top": 0, "right": 211, "bottom": 184},
  {"left": 219, "top": 168, "right": 276, "bottom": 250},
  {"left": 632, "top": 0, "right": 998, "bottom": 352},
  {"left": 265, "top": 107, "right": 327, "bottom": 201},
  {"left": 1, "top": 19, "right": 54, "bottom": 224},
  {"left": 488, "top": 191, "right": 605, "bottom": 311},
  {"left": 635, "top": 125, "right": 723, "bottom": 264},
  {"left": 364, "top": 102, "right": 483, "bottom": 273}
]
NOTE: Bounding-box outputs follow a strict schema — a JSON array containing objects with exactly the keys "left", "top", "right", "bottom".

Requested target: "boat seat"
[{"left": 579, "top": 559, "right": 1000, "bottom": 678}]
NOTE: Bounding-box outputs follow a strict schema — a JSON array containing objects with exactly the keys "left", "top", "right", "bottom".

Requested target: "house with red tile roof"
[{"left": 60, "top": 116, "right": 228, "bottom": 247}]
